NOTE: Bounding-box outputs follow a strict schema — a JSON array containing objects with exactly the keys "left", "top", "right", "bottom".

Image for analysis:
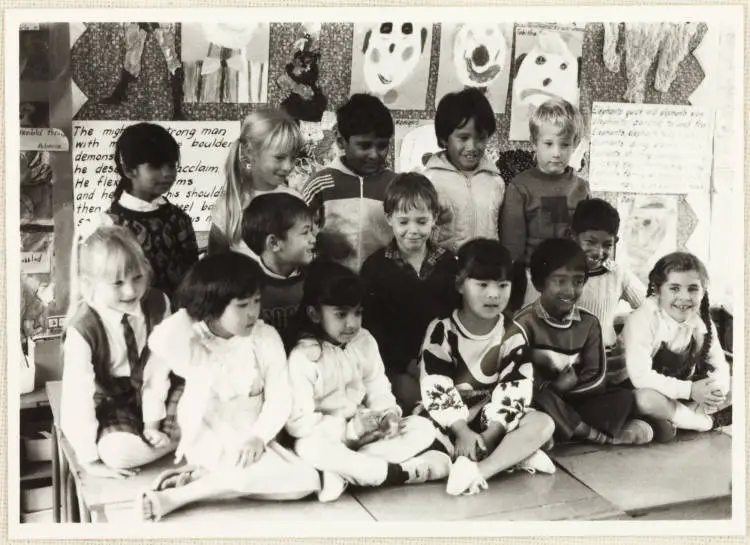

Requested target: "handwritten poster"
[
  {"left": 394, "top": 121, "right": 440, "bottom": 173},
  {"left": 589, "top": 102, "right": 713, "bottom": 194},
  {"left": 21, "top": 232, "right": 53, "bottom": 274},
  {"left": 71, "top": 121, "right": 239, "bottom": 230},
  {"left": 21, "top": 127, "right": 69, "bottom": 152}
]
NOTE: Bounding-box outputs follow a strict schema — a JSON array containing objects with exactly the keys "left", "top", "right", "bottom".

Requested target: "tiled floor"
[{"left": 100, "top": 429, "right": 732, "bottom": 523}]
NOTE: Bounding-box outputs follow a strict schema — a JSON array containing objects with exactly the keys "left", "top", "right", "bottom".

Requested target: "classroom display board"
[{"left": 72, "top": 121, "right": 239, "bottom": 231}]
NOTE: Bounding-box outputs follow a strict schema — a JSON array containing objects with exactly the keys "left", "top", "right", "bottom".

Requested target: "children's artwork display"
[
  {"left": 394, "top": 121, "right": 441, "bottom": 173},
  {"left": 435, "top": 23, "right": 513, "bottom": 113},
  {"left": 275, "top": 24, "right": 327, "bottom": 122},
  {"left": 20, "top": 150, "right": 54, "bottom": 226},
  {"left": 21, "top": 231, "right": 53, "bottom": 274},
  {"left": 181, "top": 22, "right": 270, "bottom": 104},
  {"left": 20, "top": 26, "right": 50, "bottom": 80},
  {"left": 589, "top": 102, "right": 713, "bottom": 194},
  {"left": 71, "top": 120, "right": 240, "bottom": 230},
  {"left": 287, "top": 111, "right": 339, "bottom": 193},
  {"left": 350, "top": 22, "right": 432, "bottom": 110},
  {"left": 509, "top": 23, "right": 584, "bottom": 141},
  {"left": 617, "top": 194, "right": 679, "bottom": 284}
]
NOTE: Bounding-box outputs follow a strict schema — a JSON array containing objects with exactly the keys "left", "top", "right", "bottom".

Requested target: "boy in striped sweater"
[
  {"left": 505, "top": 238, "right": 652, "bottom": 446},
  {"left": 570, "top": 199, "right": 646, "bottom": 385}
]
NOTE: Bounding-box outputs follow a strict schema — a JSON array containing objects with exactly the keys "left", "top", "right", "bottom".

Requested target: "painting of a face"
[
  {"left": 452, "top": 24, "right": 508, "bottom": 87},
  {"left": 514, "top": 31, "right": 579, "bottom": 109}
]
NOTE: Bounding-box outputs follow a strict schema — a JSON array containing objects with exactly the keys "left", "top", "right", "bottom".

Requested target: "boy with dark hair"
[
  {"left": 570, "top": 198, "right": 645, "bottom": 384},
  {"left": 300, "top": 93, "right": 396, "bottom": 272},
  {"left": 361, "top": 173, "right": 458, "bottom": 412},
  {"left": 241, "top": 193, "right": 316, "bottom": 342},
  {"left": 424, "top": 87, "right": 505, "bottom": 253},
  {"left": 502, "top": 238, "right": 653, "bottom": 446}
]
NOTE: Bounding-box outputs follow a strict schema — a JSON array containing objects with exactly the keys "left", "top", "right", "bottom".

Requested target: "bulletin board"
[{"left": 33, "top": 19, "right": 733, "bottom": 334}]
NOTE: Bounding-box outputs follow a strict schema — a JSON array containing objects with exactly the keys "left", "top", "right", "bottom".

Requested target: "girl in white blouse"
[
  {"left": 139, "top": 253, "right": 320, "bottom": 521},
  {"left": 623, "top": 252, "right": 731, "bottom": 440}
]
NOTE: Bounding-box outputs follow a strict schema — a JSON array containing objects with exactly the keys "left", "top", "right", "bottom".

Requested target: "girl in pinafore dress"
[
  {"left": 623, "top": 252, "right": 731, "bottom": 441},
  {"left": 138, "top": 253, "right": 320, "bottom": 521}
]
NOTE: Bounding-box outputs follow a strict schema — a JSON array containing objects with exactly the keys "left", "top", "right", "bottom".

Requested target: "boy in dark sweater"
[
  {"left": 241, "top": 193, "right": 316, "bottom": 345},
  {"left": 361, "top": 173, "right": 458, "bottom": 412}
]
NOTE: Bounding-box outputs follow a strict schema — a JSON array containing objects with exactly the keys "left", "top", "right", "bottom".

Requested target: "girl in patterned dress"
[
  {"left": 418, "top": 239, "right": 555, "bottom": 496},
  {"left": 61, "top": 225, "right": 177, "bottom": 479},
  {"left": 139, "top": 253, "right": 320, "bottom": 521}
]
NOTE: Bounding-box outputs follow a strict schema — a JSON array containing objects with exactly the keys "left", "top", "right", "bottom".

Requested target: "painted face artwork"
[
  {"left": 574, "top": 230, "right": 616, "bottom": 272},
  {"left": 361, "top": 22, "right": 429, "bottom": 103},
  {"left": 209, "top": 293, "right": 262, "bottom": 338},
  {"left": 514, "top": 30, "right": 579, "bottom": 111},
  {"left": 452, "top": 24, "right": 509, "bottom": 87},
  {"left": 656, "top": 270, "right": 705, "bottom": 324},
  {"left": 126, "top": 161, "right": 178, "bottom": 201},
  {"left": 539, "top": 265, "right": 586, "bottom": 319},
  {"left": 459, "top": 277, "right": 512, "bottom": 322},
  {"left": 318, "top": 304, "right": 363, "bottom": 345},
  {"left": 387, "top": 203, "right": 436, "bottom": 255}
]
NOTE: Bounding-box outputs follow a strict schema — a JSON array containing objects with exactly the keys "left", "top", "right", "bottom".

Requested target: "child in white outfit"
[
  {"left": 285, "top": 260, "right": 451, "bottom": 501},
  {"left": 139, "top": 253, "right": 320, "bottom": 521}
]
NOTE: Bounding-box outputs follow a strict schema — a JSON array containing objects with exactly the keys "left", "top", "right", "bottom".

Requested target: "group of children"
[{"left": 59, "top": 88, "right": 732, "bottom": 521}]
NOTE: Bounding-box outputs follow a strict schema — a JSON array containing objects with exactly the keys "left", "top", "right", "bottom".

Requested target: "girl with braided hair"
[{"left": 623, "top": 252, "right": 732, "bottom": 442}]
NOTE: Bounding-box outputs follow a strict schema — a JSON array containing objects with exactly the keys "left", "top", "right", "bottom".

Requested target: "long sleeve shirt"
[
  {"left": 285, "top": 329, "right": 401, "bottom": 441},
  {"left": 419, "top": 311, "right": 534, "bottom": 432},
  {"left": 577, "top": 260, "right": 646, "bottom": 347},
  {"left": 623, "top": 297, "right": 731, "bottom": 400},
  {"left": 510, "top": 300, "right": 607, "bottom": 397},
  {"left": 61, "top": 296, "right": 170, "bottom": 463},
  {"left": 499, "top": 167, "right": 590, "bottom": 264},
  {"left": 143, "top": 310, "right": 292, "bottom": 454}
]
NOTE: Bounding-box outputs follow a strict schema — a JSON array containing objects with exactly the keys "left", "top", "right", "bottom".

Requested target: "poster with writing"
[
  {"left": 350, "top": 22, "right": 432, "bottom": 110},
  {"left": 589, "top": 102, "right": 713, "bottom": 194},
  {"left": 394, "top": 121, "right": 440, "bottom": 173},
  {"left": 71, "top": 121, "right": 240, "bottom": 231},
  {"left": 435, "top": 23, "right": 513, "bottom": 113},
  {"left": 509, "top": 23, "right": 584, "bottom": 141},
  {"left": 21, "top": 231, "right": 53, "bottom": 274},
  {"left": 21, "top": 127, "right": 69, "bottom": 152}
]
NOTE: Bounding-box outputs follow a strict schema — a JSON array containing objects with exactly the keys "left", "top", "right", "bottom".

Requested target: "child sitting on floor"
[
  {"left": 418, "top": 238, "right": 556, "bottom": 497},
  {"left": 361, "top": 173, "right": 458, "bottom": 413},
  {"left": 240, "top": 193, "right": 317, "bottom": 345},
  {"left": 623, "top": 252, "right": 731, "bottom": 442},
  {"left": 509, "top": 238, "right": 653, "bottom": 446},
  {"left": 569, "top": 198, "right": 645, "bottom": 384},
  {"left": 139, "top": 253, "right": 320, "bottom": 521},
  {"left": 61, "top": 225, "right": 177, "bottom": 479},
  {"left": 285, "top": 260, "right": 451, "bottom": 502}
]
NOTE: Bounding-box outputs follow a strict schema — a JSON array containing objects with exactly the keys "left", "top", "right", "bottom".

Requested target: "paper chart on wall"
[
  {"left": 589, "top": 102, "right": 713, "bottom": 194},
  {"left": 394, "top": 121, "right": 441, "bottom": 173},
  {"left": 71, "top": 121, "right": 240, "bottom": 231}
]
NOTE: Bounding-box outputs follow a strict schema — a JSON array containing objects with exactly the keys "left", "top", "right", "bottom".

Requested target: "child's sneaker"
[
  {"left": 647, "top": 418, "right": 678, "bottom": 443},
  {"left": 318, "top": 471, "right": 347, "bottom": 503},
  {"left": 402, "top": 450, "right": 451, "bottom": 484},
  {"left": 711, "top": 406, "right": 732, "bottom": 429},
  {"left": 615, "top": 419, "right": 654, "bottom": 445},
  {"left": 513, "top": 450, "right": 556, "bottom": 475},
  {"left": 446, "top": 456, "right": 488, "bottom": 496}
]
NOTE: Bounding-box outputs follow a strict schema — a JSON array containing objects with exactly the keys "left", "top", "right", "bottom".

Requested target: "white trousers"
[{"left": 294, "top": 415, "right": 436, "bottom": 487}]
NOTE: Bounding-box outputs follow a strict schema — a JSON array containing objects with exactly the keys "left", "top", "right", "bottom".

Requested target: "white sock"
[{"left": 671, "top": 403, "right": 712, "bottom": 432}]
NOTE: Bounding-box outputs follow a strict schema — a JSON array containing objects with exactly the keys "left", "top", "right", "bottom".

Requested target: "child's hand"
[
  {"left": 143, "top": 427, "right": 171, "bottom": 449},
  {"left": 236, "top": 437, "right": 265, "bottom": 468},
  {"left": 691, "top": 377, "right": 725, "bottom": 407},
  {"left": 454, "top": 427, "right": 487, "bottom": 462},
  {"left": 352, "top": 408, "right": 382, "bottom": 437},
  {"left": 379, "top": 411, "right": 401, "bottom": 439},
  {"left": 83, "top": 460, "right": 139, "bottom": 479},
  {"left": 552, "top": 366, "right": 577, "bottom": 393}
]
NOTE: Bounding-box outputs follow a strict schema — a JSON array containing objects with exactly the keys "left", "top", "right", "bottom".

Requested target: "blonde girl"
[
  {"left": 61, "top": 225, "right": 178, "bottom": 479},
  {"left": 623, "top": 252, "right": 732, "bottom": 441},
  {"left": 208, "top": 109, "right": 304, "bottom": 255}
]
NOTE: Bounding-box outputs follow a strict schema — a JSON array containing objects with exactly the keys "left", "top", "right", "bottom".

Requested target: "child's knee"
[
  {"left": 401, "top": 415, "right": 436, "bottom": 446},
  {"left": 97, "top": 432, "right": 145, "bottom": 469},
  {"left": 633, "top": 388, "right": 670, "bottom": 415},
  {"left": 528, "top": 411, "right": 556, "bottom": 440},
  {"left": 294, "top": 436, "right": 330, "bottom": 464}
]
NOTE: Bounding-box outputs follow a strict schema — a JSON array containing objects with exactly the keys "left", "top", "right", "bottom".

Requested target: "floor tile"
[
  {"left": 467, "top": 496, "right": 625, "bottom": 521},
  {"left": 552, "top": 432, "right": 731, "bottom": 512},
  {"left": 629, "top": 497, "right": 731, "bottom": 520},
  {"left": 351, "top": 470, "right": 602, "bottom": 521},
  {"left": 104, "top": 493, "right": 374, "bottom": 523}
]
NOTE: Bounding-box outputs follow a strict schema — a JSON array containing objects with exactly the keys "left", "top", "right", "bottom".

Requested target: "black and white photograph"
[{"left": 5, "top": 5, "right": 745, "bottom": 539}]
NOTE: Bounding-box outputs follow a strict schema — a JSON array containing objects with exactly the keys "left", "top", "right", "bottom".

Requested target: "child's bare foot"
[
  {"left": 479, "top": 425, "right": 505, "bottom": 456},
  {"left": 151, "top": 465, "right": 202, "bottom": 491},
  {"left": 139, "top": 490, "right": 163, "bottom": 522}
]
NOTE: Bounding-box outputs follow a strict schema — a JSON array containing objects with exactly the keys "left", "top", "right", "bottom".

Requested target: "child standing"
[
  {"left": 209, "top": 109, "right": 304, "bottom": 255},
  {"left": 285, "top": 260, "right": 451, "bottom": 502},
  {"left": 361, "top": 173, "right": 458, "bottom": 413},
  {"left": 423, "top": 88, "right": 505, "bottom": 253},
  {"left": 240, "top": 193, "right": 317, "bottom": 344},
  {"left": 300, "top": 93, "right": 396, "bottom": 272},
  {"left": 419, "top": 239, "right": 555, "bottom": 497},
  {"left": 623, "top": 252, "right": 731, "bottom": 440},
  {"left": 107, "top": 122, "right": 198, "bottom": 303},
  {"left": 570, "top": 199, "right": 646, "bottom": 384},
  {"left": 499, "top": 97, "right": 590, "bottom": 310},
  {"left": 61, "top": 225, "right": 178, "bottom": 478},
  {"left": 510, "top": 238, "right": 652, "bottom": 446},
  {"left": 139, "top": 253, "right": 320, "bottom": 521}
]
